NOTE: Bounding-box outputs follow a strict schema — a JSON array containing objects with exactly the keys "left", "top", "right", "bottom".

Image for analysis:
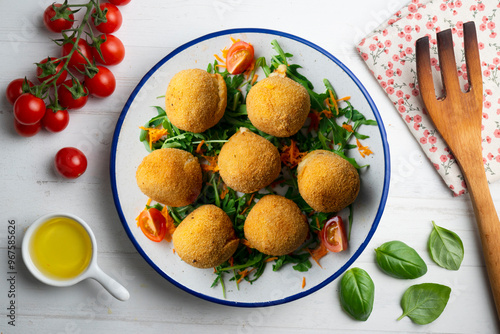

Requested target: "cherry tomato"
[
  {"left": 43, "top": 3, "right": 74, "bottom": 33},
  {"left": 57, "top": 80, "right": 88, "bottom": 110},
  {"left": 36, "top": 57, "right": 67, "bottom": 86},
  {"left": 92, "top": 4, "right": 122, "bottom": 33},
  {"left": 137, "top": 208, "right": 167, "bottom": 242},
  {"left": 92, "top": 34, "right": 125, "bottom": 66},
  {"left": 13, "top": 93, "right": 46, "bottom": 125},
  {"left": 14, "top": 119, "right": 41, "bottom": 137},
  {"left": 54, "top": 147, "right": 87, "bottom": 179},
  {"left": 6, "top": 78, "right": 33, "bottom": 105},
  {"left": 61, "top": 38, "right": 92, "bottom": 72},
  {"left": 42, "top": 108, "right": 69, "bottom": 133},
  {"left": 320, "top": 216, "right": 348, "bottom": 253},
  {"left": 85, "top": 66, "right": 116, "bottom": 98},
  {"left": 226, "top": 41, "right": 255, "bottom": 74},
  {"left": 108, "top": 0, "right": 131, "bottom": 5}
]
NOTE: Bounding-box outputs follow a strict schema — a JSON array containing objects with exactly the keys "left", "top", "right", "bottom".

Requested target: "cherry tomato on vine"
[
  {"left": 36, "top": 57, "right": 67, "bottom": 86},
  {"left": 54, "top": 147, "right": 87, "bottom": 179},
  {"left": 13, "top": 93, "right": 46, "bottom": 125},
  {"left": 57, "top": 80, "right": 88, "bottom": 110},
  {"left": 92, "top": 34, "right": 125, "bottom": 66},
  {"left": 92, "top": 3, "right": 122, "bottom": 33},
  {"left": 61, "top": 38, "right": 92, "bottom": 72},
  {"left": 226, "top": 41, "right": 255, "bottom": 74},
  {"left": 42, "top": 108, "right": 69, "bottom": 133},
  {"left": 137, "top": 208, "right": 167, "bottom": 242},
  {"left": 85, "top": 66, "right": 116, "bottom": 98},
  {"left": 320, "top": 216, "right": 348, "bottom": 253},
  {"left": 14, "top": 119, "right": 41, "bottom": 137},
  {"left": 6, "top": 78, "right": 33, "bottom": 105},
  {"left": 108, "top": 0, "right": 131, "bottom": 5},
  {"left": 43, "top": 3, "right": 74, "bottom": 33}
]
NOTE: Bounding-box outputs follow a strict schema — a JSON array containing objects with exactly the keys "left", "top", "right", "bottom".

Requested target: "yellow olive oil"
[{"left": 30, "top": 217, "right": 92, "bottom": 280}]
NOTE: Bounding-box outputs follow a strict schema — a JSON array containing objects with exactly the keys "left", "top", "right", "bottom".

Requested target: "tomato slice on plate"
[
  {"left": 226, "top": 41, "right": 254, "bottom": 75},
  {"left": 137, "top": 208, "right": 167, "bottom": 242},
  {"left": 320, "top": 216, "right": 348, "bottom": 252}
]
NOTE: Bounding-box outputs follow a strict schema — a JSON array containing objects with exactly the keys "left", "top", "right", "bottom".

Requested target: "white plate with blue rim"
[{"left": 110, "top": 28, "right": 390, "bottom": 307}]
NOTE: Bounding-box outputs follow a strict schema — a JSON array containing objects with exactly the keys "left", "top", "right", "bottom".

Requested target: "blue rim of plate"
[{"left": 110, "top": 28, "right": 391, "bottom": 308}]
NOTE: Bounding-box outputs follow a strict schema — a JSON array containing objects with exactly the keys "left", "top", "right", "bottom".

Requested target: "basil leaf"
[
  {"left": 397, "top": 283, "right": 451, "bottom": 324},
  {"left": 375, "top": 241, "right": 427, "bottom": 279},
  {"left": 428, "top": 221, "right": 464, "bottom": 271},
  {"left": 339, "top": 267, "right": 375, "bottom": 321}
]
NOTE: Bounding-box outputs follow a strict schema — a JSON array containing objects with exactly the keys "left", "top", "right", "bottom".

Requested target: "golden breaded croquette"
[
  {"left": 165, "top": 69, "right": 227, "bottom": 133},
  {"left": 246, "top": 76, "right": 310, "bottom": 137},
  {"left": 244, "top": 195, "right": 308, "bottom": 256},
  {"left": 136, "top": 148, "right": 202, "bottom": 207},
  {"left": 218, "top": 128, "right": 281, "bottom": 193},
  {"left": 297, "top": 150, "right": 360, "bottom": 213},
  {"left": 173, "top": 205, "right": 239, "bottom": 268}
]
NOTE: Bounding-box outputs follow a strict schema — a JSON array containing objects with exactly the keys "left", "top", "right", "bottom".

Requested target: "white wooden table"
[{"left": 1, "top": 0, "right": 499, "bottom": 333}]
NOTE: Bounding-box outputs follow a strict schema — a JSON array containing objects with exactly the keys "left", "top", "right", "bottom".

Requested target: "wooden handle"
[{"left": 464, "top": 163, "right": 500, "bottom": 319}]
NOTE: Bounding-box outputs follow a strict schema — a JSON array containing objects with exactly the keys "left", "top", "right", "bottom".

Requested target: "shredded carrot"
[
  {"left": 250, "top": 73, "right": 258, "bottom": 85},
  {"left": 342, "top": 123, "right": 354, "bottom": 132},
  {"left": 139, "top": 126, "right": 169, "bottom": 150},
  {"left": 307, "top": 110, "right": 322, "bottom": 132},
  {"left": 160, "top": 206, "right": 177, "bottom": 242},
  {"left": 230, "top": 36, "right": 239, "bottom": 44},
  {"left": 237, "top": 268, "right": 256, "bottom": 284},
  {"left": 315, "top": 217, "right": 320, "bottom": 230},
  {"left": 306, "top": 243, "right": 329, "bottom": 268},
  {"left": 338, "top": 96, "right": 351, "bottom": 102},
  {"left": 214, "top": 54, "right": 225, "bottom": 63},
  {"left": 220, "top": 183, "right": 229, "bottom": 200},
  {"left": 201, "top": 154, "right": 219, "bottom": 172},
  {"left": 172, "top": 248, "right": 175, "bottom": 254},
  {"left": 246, "top": 193, "right": 255, "bottom": 206},
  {"left": 301, "top": 277, "right": 306, "bottom": 289},
  {"left": 240, "top": 239, "right": 252, "bottom": 248},
  {"left": 356, "top": 138, "right": 373, "bottom": 158},
  {"left": 146, "top": 198, "right": 152, "bottom": 207},
  {"left": 320, "top": 109, "right": 333, "bottom": 119},
  {"left": 229, "top": 257, "right": 234, "bottom": 267},
  {"left": 265, "top": 257, "right": 278, "bottom": 263},
  {"left": 195, "top": 140, "right": 205, "bottom": 154},
  {"left": 280, "top": 140, "right": 307, "bottom": 168},
  {"left": 329, "top": 90, "right": 339, "bottom": 114}
]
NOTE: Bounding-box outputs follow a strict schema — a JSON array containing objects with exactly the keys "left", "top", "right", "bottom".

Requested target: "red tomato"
[
  {"left": 92, "top": 34, "right": 125, "bottom": 66},
  {"left": 61, "top": 38, "right": 92, "bottom": 72},
  {"left": 36, "top": 57, "right": 67, "bottom": 86},
  {"left": 14, "top": 119, "right": 41, "bottom": 137},
  {"left": 92, "top": 4, "right": 122, "bottom": 33},
  {"left": 54, "top": 147, "right": 87, "bottom": 179},
  {"left": 226, "top": 41, "right": 255, "bottom": 74},
  {"left": 108, "top": 0, "right": 131, "bottom": 5},
  {"left": 42, "top": 108, "right": 69, "bottom": 133},
  {"left": 85, "top": 66, "right": 116, "bottom": 98},
  {"left": 43, "top": 3, "right": 74, "bottom": 33},
  {"left": 57, "top": 80, "right": 88, "bottom": 110},
  {"left": 6, "top": 78, "right": 33, "bottom": 105},
  {"left": 13, "top": 93, "right": 46, "bottom": 125},
  {"left": 137, "top": 208, "right": 167, "bottom": 242},
  {"left": 320, "top": 216, "right": 348, "bottom": 253}
]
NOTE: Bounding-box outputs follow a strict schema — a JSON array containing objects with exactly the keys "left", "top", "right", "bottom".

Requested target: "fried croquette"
[
  {"left": 136, "top": 148, "right": 202, "bottom": 207},
  {"left": 165, "top": 69, "right": 227, "bottom": 133},
  {"left": 244, "top": 195, "right": 308, "bottom": 256},
  {"left": 246, "top": 76, "right": 310, "bottom": 137},
  {"left": 218, "top": 128, "right": 281, "bottom": 193},
  {"left": 297, "top": 150, "right": 360, "bottom": 213},
  {"left": 172, "top": 205, "right": 239, "bottom": 268}
]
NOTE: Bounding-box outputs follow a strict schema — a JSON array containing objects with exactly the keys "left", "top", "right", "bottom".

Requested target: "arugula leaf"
[
  {"left": 375, "top": 241, "right": 427, "bottom": 279},
  {"left": 398, "top": 283, "right": 451, "bottom": 324},
  {"left": 428, "top": 221, "right": 464, "bottom": 271},
  {"left": 339, "top": 267, "right": 375, "bottom": 321}
]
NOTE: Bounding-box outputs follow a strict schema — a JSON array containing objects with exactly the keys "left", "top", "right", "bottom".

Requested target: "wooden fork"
[{"left": 416, "top": 22, "right": 500, "bottom": 318}]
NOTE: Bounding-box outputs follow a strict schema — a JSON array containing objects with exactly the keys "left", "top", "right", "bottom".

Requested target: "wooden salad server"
[{"left": 416, "top": 22, "right": 500, "bottom": 319}]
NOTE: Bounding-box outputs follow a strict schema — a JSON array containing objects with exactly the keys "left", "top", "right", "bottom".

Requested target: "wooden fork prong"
[
  {"left": 463, "top": 21, "right": 483, "bottom": 106},
  {"left": 416, "top": 36, "right": 437, "bottom": 107},
  {"left": 436, "top": 29, "right": 461, "bottom": 99}
]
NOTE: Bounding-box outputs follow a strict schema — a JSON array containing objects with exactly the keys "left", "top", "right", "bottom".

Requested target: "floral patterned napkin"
[{"left": 356, "top": 0, "right": 500, "bottom": 196}]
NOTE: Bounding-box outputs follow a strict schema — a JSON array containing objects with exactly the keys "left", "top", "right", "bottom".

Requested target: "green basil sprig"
[
  {"left": 375, "top": 241, "right": 427, "bottom": 279},
  {"left": 428, "top": 221, "right": 464, "bottom": 271},
  {"left": 339, "top": 267, "right": 375, "bottom": 321},
  {"left": 398, "top": 283, "right": 451, "bottom": 324}
]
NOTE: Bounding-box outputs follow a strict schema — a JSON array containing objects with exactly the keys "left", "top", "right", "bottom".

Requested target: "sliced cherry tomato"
[
  {"left": 42, "top": 108, "right": 69, "bottom": 133},
  {"left": 6, "top": 78, "right": 33, "bottom": 105},
  {"left": 13, "top": 93, "right": 46, "bottom": 125},
  {"left": 36, "top": 57, "right": 67, "bottom": 86},
  {"left": 54, "top": 147, "right": 87, "bottom": 179},
  {"left": 137, "top": 208, "right": 167, "bottom": 242},
  {"left": 85, "top": 66, "right": 116, "bottom": 98},
  {"left": 57, "top": 79, "right": 88, "bottom": 110},
  {"left": 14, "top": 119, "right": 41, "bottom": 137},
  {"left": 92, "top": 4, "right": 122, "bottom": 33},
  {"left": 320, "top": 216, "right": 348, "bottom": 253},
  {"left": 108, "top": 0, "right": 131, "bottom": 5},
  {"left": 61, "top": 38, "right": 92, "bottom": 72},
  {"left": 226, "top": 41, "right": 254, "bottom": 75},
  {"left": 92, "top": 34, "right": 125, "bottom": 66},
  {"left": 43, "top": 3, "right": 74, "bottom": 33}
]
